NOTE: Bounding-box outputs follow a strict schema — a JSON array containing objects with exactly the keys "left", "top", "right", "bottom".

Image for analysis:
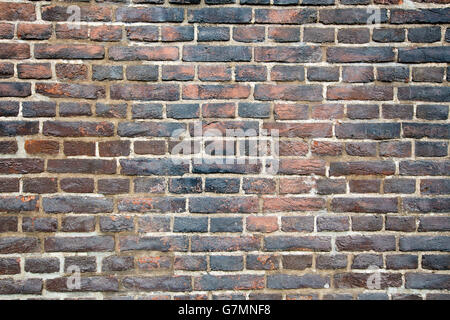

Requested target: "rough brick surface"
[{"left": 0, "top": 0, "right": 448, "bottom": 301}]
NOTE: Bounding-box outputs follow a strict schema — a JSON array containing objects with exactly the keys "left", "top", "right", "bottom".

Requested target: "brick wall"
[{"left": 0, "top": 0, "right": 449, "bottom": 300}]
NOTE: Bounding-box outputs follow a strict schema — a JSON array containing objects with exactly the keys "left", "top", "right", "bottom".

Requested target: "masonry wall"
[{"left": 0, "top": 0, "right": 449, "bottom": 300}]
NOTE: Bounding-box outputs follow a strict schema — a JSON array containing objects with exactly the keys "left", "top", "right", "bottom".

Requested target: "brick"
[
  {"left": 328, "top": 86, "right": 393, "bottom": 101},
  {"left": 386, "top": 216, "right": 416, "bottom": 232},
  {"left": 0, "top": 178, "right": 19, "bottom": 193},
  {"left": 61, "top": 216, "right": 95, "bottom": 233},
  {"left": 0, "top": 279, "right": 42, "bottom": 295},
  {"left": 210, "top": 218, "right": 243, "bottom": 233},
  {"left": 233, "top": 26, "right": 265, "bottom": 43},
  {"left": 92, "top": 65, "right": 123, "bottom": 81},
  {"left": 56, "top": 64, "right": 88, "bottom": 81},
  {"left": 352, "top": 216, "right": 383, "bottom": 232},
  {"left": 64, "top": 141, "right": 95, "bottom": 156},
  {"left": 18, "top": 23, "right": 52, "bottom": 40},
  {"left": 377, "top": 66, "right": 409, "bottom": 82},
  {"left": 118, "top": 197, "right": 185, "bottom": 213},
  {"left": 45, "top": 236, "right": 114, "bottom": 252},
  {"left": 405, "top": 273, "right": 450, "bottom": 290},
  {"left": 317, "top": 217, "right": 349, "bottom": 232},
  {"left": 417, "top": 105, "right": 448, "bottom": 120},
  {"left": 416, "top": 142, "right": 448, "bottom": 157},
  {"left": 46, "top": 277, "right": 119, "bottom": 292},
  {"left": 194, "top": 275, "right": 263, "bottom": 291},
  {"left": 0, "top": 196, "right": 39, "bottom": 212},
  {"left": 271, "top": 65, "right": 304, "bottom": 81},
  {"left": 138, "top": 216, "right": 170, "bottom": 233},
  {"left": 255, "top": 46, "right": 322, "bottom": 63},
  {"left": 327, "top": 47, "right": 394, "bottom": 63},
  {"left": 0, "top": 23, "right": 14, "bottom": 39},
  {"left": 317, "top": 254, "right": 347, "bottom": 269},
  {"left": 336, "top": 235, "right": 395, "bottom": 251},
  {"left": 90, "top": 25, "right": 122, "bottom": 42},
  {"left": 303, "top": 28, "right": 334, "bottom": 43},
  {"left": 346, "top": 142, "right": 377, "bottom": 157},
  {"left": 22, "top": 217, "right": 57, "bottom": 233},
  {"left": 198, "top": 27, "right": 230, "bottom": 41},
  {"left": 419, "top": 217, "right": 450, "bottom": 232},
  {"left": 268, "top": 27, "right": 300, "bottom": 42},
  {"left": 188, "top": 8, "right": 251, "bottom": 23},
  {"left": 402, "top": 123, "right": 449, "bottom": 139},
  {"left": 264, "top": 197, "right": 324, "bottom": 212},
  {"left": 320, "top": 9, "right": 387, "bottom": 24},
  {"left": 352, "top": 254, "right": 382, "bottom": 269},
  {"left": 65, "top": 257, "right": 96, "bottom": 273},
  {"left": 0, "top": 237, "right": 40, "bottom": 254},
  {"left": 116, "top": 7, "right": 183, "bottom": 22},
  {"left": 18, "top": 63, "right": 52, "bottom": 79},
  {"left": 255, "top": 84, "right": 323, "bottom": 101},
  {"left": 236, "top": 65, "right": 267, "bottom": 82},
  {"left": 43, "top": 196, "right": 113, "bottom": 213},
  {"left": 25, "top": 258, "right": 59, "bottom": 274},
  {"left": 174, "top": 256, "right": 207, "bottom": 271},
  {"left": 109, "top": 46, "right": 178, "bottom": 61},
  {"left": 210, "top": 256, "right": 243, "bottom": 271},
  {"left": 422, "top": 255, "right": 450, "bottom": 270},
  {"left": 0, "top": 3, "right": 36, "bottom": 21},
  {"left": 311, "top": 141, "right": 342, "bottom": 156},
  {"left": 189, "top": 196, "right": 258, "bottom": 213},
  {"left": 268, "top": 274, "right": 329, "bottom": 289},
  {"left": 400, "top": 236, "right": 450, "bottom": 252},
  {"left": 0, "top": 102, "right": 19, "bottom": 117},
  {"left": 25, "top": 140, "right": 59, "bottom": 155},
  {"left": 403, "top": 198, "right": 450, "bottom": 213},
  {"left": 334, "top": 273, "right": 401, "bottom": 289},
  {"left": 174, "top": 217, "right": 207, "bottom": 233},
  {"left": 265, "top": 236, "right": 331, "bottom": 251},
  {"left": 379, "top": 141, "right": 411, "bottom": 158},
  {"left": 55, "top": 24, "right": 89, "bottom": 40},
  {"left": 0, "top": 82, "right": 31, "bottom": 97},
  {"left": 338, "top": 28, "right": 370, "bottom": 44},
  {"left": 384, "top": 179, "right": 415, "bottom": 194},
  {"left": 183, "top": 46, "right": 251, "bottom": 62},
  {"left": 373, "top": 28, "right": 405, "bottom": 43},
  {"left": 0, "top": 43, "right": 30, "bottom": 59},
  {"left": 47, "top": 159, "right": 116, "bottom": 174},
  {"left": 119, "top": 236, "right": 188, "bottom": 252},
  {"left": 126, "top": 26, "right": 158, "bottom": 42},
  {"left": 205, "top": 178, "right": 239, "bottom": 193},
  {"left": 162, "top": 26, "right": 194, "bottom": 42},
  {"left": 413, "top": 67, "right": 444, "bottom": 83},
  {"left": 162, "top": 65, "right": 194, "bottom": 81},
  {"left": 282, "top": 255, "right": 312, "bottom": 270},
  {"left": 255, "top": 9, "right": 316, "bottom": 24},
  {"left": 342, "top": 66, "right": 374, "bottom": 83},
  {"left": 191, "top": 236, "right": 260, "bottom": 252},
  {"left": 0, "top": 258, "right": 20, "bottom": 275},
  {"left": 390, "top": 8, "right": 450, "bottom": 24},
  {"left": 399, "top": 47, "right": 450, "bottom": 63},
  {"left": 103, "top": 256, "right": 134, "bottom": 272}
]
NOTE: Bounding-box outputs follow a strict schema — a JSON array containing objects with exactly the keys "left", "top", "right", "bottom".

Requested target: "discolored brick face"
[{"left": 0, "top": 0, "right": 449, "bottom": 301}]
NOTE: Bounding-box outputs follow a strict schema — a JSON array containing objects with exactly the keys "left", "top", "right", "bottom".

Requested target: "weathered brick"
[
  {"left": 118, "top": 197, "right": 185, "bottom": 213},
  {"left": 194, "top": 275, "right": 263, "bottom": 290},
  {"left": 119, "top": 236, "right": 188, "bottom": 252},
  {"left": 0, "top": 279, "right": 42, "bottom": 295},
  {"left": 192, "top": 236, "right": 260, "bottom": 252},
  {"left": 268, "top": 274, "right": 329, "bottom": 289},
  {"left": 43, "top": 196, "right": 113, "bottom": 213}
]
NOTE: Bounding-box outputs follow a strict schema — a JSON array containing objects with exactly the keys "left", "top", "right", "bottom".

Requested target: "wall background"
[{"left": 0, "top": 0, "right": 449, "bottom": 300}]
